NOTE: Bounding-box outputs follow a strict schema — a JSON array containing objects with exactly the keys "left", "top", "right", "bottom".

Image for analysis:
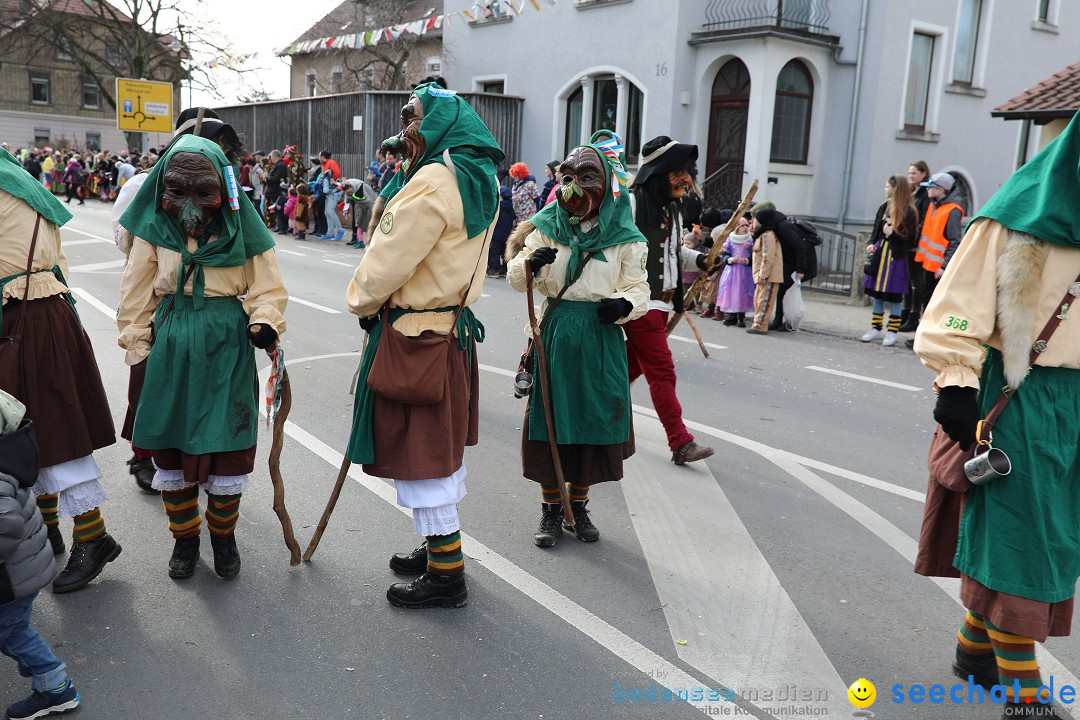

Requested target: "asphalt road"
[{"left": 4, "top": 202, "right": 1078, "bottom": 720}]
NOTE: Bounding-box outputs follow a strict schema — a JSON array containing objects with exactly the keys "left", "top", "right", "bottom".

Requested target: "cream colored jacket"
[
  {"left": 117, "top": 235, "right": 288, "bottom": 366},
  {"left": 346, "top": 161, "right": 495, "bottom": 337},
  {"left": 914, "top": 218, "right": 1080, "bottom": 391},
  {"left": 0, "top": 190, "right": 69, "bottom": 302},
  {"left": 505, "top": 225, "right": 650, "bottom": 327}
]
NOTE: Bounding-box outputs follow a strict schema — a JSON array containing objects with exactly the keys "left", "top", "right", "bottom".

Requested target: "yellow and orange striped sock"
[
  {"left": 161, "top": 485, "right": 201, "bottom": 539},
  {"left": 568, "top": 483, "right": 589, "bottom": 502},
  {"left": 986, "top": 619, "right": 1049, "bottom": 704},
  {"left": 426, "top": 531, "right": 463, "bottom": 576},
  {"left": 72, "top": 507, "right": 105, "bottom": 543},
  {"left": 540, "top": 485, "right": 561, "bottom": 504},
  {"left": 35, "top": 493, "right": 59, "bottom": 529},
  {"left": 957, "top": 610, "right": 993, "bottom": 657},
  {"left": 206, "top": 494, "right": 241, "bottom": 537}
]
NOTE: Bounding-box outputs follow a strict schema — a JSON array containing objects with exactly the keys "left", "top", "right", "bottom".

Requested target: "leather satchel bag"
[
  {"left": 366, "top": 228, "right": 489, "bottom": 406},
  {"left": 0, "top": 216, "right": 42, "bottom": 400},
  {"left": 927, "top": 270, "right": 1080, "bottom": 492}
]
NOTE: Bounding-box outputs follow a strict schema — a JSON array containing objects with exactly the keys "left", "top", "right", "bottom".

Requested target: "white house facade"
[{"left": 443, "top": 0, "right": 1079, "bottom": 228}]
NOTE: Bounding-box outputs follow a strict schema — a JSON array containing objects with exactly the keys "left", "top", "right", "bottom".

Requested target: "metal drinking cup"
[
  {"left": 964, "top": 445, "right": 1012, "bottom": 485},
  {"left": 514, "top": 371, "right": 534, "bottom": 398}
]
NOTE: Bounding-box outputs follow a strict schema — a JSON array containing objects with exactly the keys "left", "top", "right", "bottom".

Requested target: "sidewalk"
[{"left": 797, "top": 289, "right": 897, "bottom": 341}]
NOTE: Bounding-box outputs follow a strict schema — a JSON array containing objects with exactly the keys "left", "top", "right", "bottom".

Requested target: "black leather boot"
[
  {"left": 951, "top": 646, "right": 999, "bottom": 688},
  {"left": 210, "top": 534, "right": 241, "bottom": 579},
  {"left": 52, "top": 533, "right": 121, "bottom": 593},
  {"left": 387, "top": 573, "right": 467, "bottom": 609},
  {"left": 566, "top": 499, "right": 599, "bottom": 542},
  {"left": 168, "top": 536, "right": 200, "bottom": 579},
  {"left": 127, "top": 456, "right": 159, "bottom": 494},
  {"left": 389, "top": 542, "right": 427, "bottom": 575},
  {"left": 46, "top": 525, "right": 65, "bottom": 555},
  {"left": 534, "top": 503, "right": 563, "bottom": 548}
]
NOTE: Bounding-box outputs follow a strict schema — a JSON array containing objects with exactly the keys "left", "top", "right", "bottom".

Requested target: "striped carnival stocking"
[
  {"left": 540, "top": 485, "right": 561, "bottom": 504},
  {"left": 986, "top": 619, "right": 1050, "bottom": 704},
  {"left": 870, "top": 312, "right": 883, "bottom": 330},
  {"left": 957, "top": 610, "right": 993, "bottom": 659},
  {"left": 426, "top": 531, "right": 464, "bottom": 576},
  {"left": 36, "top": 493, "right": 59, "bottom": 529},
  {"left": 568, "top": 483, "right": 589, "bottom": 502},
  {"left": 887, "top": 315, "right": 902, "bottom": 333},
  {"left": 206, "top": 494, "right": 242, "bottom": 537},
  {"left": 72, "top": 507, "right": 106, "bottom": 543},
  {"left": 161, "top": 485, "right": 202, "bottom": 539}
]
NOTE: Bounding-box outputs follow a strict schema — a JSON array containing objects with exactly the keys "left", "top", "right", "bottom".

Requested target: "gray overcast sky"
[{"left": 179, "top": 0, "right": 343, "bottom": 107}]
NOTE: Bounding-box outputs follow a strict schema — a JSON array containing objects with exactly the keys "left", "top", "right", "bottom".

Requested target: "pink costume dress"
[{"left": 716, "top": 234, "right": 755, "bottom": 313}]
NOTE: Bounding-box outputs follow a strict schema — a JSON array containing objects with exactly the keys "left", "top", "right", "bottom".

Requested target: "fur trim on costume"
[
  {"left": 505, "top": 220, "right": 535, "bottom": 263},
  {"left": 996, "top": 230, "right": 1049, "bottom": 389}
]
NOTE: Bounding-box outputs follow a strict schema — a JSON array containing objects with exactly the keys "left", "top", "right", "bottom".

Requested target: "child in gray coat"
[{"left": 0, "top": 390, "right": 81, "bottom": 719}]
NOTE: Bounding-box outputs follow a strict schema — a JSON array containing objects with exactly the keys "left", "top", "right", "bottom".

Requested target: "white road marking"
[
  {"left": 481, "top": 294, "right": 491, "bottom": 298},
  {"left": 805, "top": 365, "right": 922, "bottom": 392},
  {"left": 70, "top": 287, "right": 115, "bottom": 319},
  {"left": 62, "top": 238, "right": 112, "bottom": 246},
  {"left": 276, "top": 248, "right": 308, "bottom": 257},
  {"left": 288, "top": 296, "right": 341, "bottom": 314},
  {"left": 323, "top": 259, "right": 354, "bottom": 267},
  {"left": 62, "top": 227, "right": 114, "bottom": 243},
  {"left": 622, "top": 418, "right": 849, "bottom": 717},
  {"left": 67, "top": 259, "right": 126, "bottom": 272},
  {"left": 307, "top": 246, "right": 328, "bottom": 253},
  {"left": 254, "top": 357, "right": 727, "bottom": 718},
  {"left": 670, "top": 334, "right": 727, "bottom": 351}
]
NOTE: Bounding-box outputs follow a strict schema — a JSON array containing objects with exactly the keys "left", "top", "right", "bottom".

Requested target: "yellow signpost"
[{"left": 115, "top": 78, "right": 174, "bottom": 133}]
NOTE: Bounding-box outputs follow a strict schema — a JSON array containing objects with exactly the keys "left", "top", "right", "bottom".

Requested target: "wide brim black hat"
[{"left": 631, "top": 136, "right": 699, "bottom": 187}]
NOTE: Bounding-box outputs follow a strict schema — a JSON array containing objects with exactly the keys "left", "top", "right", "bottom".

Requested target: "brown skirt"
[
  {"left": 915, "top": 473, "right": 1073, "bottom": 641},
  {"left": 121, "top": 357, "right": 147, "bottom": 441},
  {"left": 0, "top": 295, "right": 115, "bottom": 467},
  {"left": 521, "top": 413, "right": 635, "bottom": 487},
  {"left": 365, "top": 338, "right": 479, "bottom": 481},
  {"left": 152, "top": 446, "right": 257, "bottom": 487}
]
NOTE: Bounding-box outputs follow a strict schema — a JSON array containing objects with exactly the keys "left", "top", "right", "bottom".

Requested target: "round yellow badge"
[
  {"left": 847, "top": 678, "right": 876, "bottom": 709},
  {"left": 380, "top": 212, "right": 394, "bottom": 234}
]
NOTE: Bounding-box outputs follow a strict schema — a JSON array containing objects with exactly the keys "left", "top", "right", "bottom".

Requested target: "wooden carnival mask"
[
  {"left": 161, "top": 152, "right": 223, "bottom": 237},
  {"left": 557, "top": 146, "right": 605, "bottom": 224},
  {"left": 399, "top": 95, "right": 425, "bottom": 176}
]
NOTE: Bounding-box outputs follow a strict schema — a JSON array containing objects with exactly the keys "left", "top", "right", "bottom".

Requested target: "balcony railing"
[{"left": 701, "top": 0, "right": 832, "bottom": 36}]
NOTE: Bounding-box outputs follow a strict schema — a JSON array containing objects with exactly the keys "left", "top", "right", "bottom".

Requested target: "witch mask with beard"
[
  {"left": 556, "top": 146, "right": 605, "bottom": 226},
  {"left": 161, "top": 152, "right": 223, "bottom": 238}
]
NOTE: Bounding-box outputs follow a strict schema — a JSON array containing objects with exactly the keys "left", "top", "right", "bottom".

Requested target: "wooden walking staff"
[
  {"left": 666, "top": 179, "right": 760, "bottom": 340},
  {"left": 525, "top": 263, "right": 575, "bottom": 529},
  {"left": 267, "top": 351, "right": 302, "bottom": 565}
]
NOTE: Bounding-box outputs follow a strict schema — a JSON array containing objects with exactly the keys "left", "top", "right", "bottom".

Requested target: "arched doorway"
[{"left": 706, "top": 58, "right": 750, "bottom": 208}]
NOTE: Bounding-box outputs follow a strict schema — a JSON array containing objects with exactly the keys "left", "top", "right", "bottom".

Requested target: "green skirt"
[
  {"left": 955, "top": 348, "right": 1080, "bottom": 603},
  {"left": 132, "top": 296, "right": 257, "bottom": 455},
  {"left": 528, "top": 300, "right": 631, "bottom": 446}
]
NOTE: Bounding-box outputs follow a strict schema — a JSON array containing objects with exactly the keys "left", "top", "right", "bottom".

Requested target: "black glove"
[
  {"left": 934, "top": 386, "right": 980, "bottom": 451},
  {"left": 358, "top": 315, "right": 379, "bottom": 332},
  {"left": 246, "top": 323, "right": 278, "bottom": 349},
  {"left": 529, "top": 246, "right": 558, "bottom": 271},
  {"left": 695, "top": 253, "right": 709, "bottom": 271},
  {"left": 596, "top": 297, "right": 633, "bottom": 324}
]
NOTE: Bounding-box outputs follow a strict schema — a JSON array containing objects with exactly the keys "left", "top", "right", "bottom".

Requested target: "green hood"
[
  {"left": 530, "top": 142, "right": 645, "bottom": 285},
  {"left": 379, "top": 83, "right": 505, "bottom": 238},
  {"left": 0, "top": 148, "right": 71, "bottom": 227},
  {"left": 119, "top": 135, "right": 275, "bottom": 307},
  {"left": 975, "top": 111, "right": 1080, "bottom": 248}
]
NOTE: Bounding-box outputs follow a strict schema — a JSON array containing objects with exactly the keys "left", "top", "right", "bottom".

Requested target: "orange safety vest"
[{"left": 914, "top": 202, "right": 963, "bottom": 272}]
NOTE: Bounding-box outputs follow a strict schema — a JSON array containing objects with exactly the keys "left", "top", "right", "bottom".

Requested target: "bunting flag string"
[{"left": 274, "top": 0, "right": 568, "bottom": 57}]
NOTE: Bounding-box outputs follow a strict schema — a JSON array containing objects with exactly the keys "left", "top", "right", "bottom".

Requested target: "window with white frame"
[
  {"left": 306, "top": 70, "right": 317, "bottom": 97},
  {"left": 426, "top": 57, "right": 442, "bottom": 76},
  {"left": 56, "top": 36, "right": 72, "bottom": 61},
  {"left": 82, "top": 79, "right": 100, "bottom": 109},
  {"left": 30, "top": 74, "right": 50, "bottom": 104},
  {"left": 33, "top": 128, "right": 49, "bottom": 146},
  {"left": 770, "top": 60, "right": 813, "bottom": 164},
  {"left": 480, "top": 80, "right": 504, "bottom": 94},
  {"left": 952, "top": 0, "right": 983, "bottom": 85},
  {"left": 331, "top": 66, "right": 344, "bottom": 94},
  {"left": 1037, "top": 0, "right": 1051, "bottom": 21},
  {"left": 904, "top": 33, "right": 935, "bottom": 130},
  {"left": 85, "top": 133, "right": 101, "bottom": 151},
  {"left": 563, "top": 73, "right": 644, "bottom": 163}
]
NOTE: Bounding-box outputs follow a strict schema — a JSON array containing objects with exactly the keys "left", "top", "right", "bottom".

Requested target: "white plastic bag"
[{"left": 783, "top": 272, "right": 805, "bottom": 330}]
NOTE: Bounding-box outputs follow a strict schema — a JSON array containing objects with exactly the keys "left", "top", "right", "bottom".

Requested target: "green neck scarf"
[
  {"left": 0, "top": 148, "right": 71, "bottom": 227},
  {"left": 379, "top": 83, "right": 505, "bottom": 238},
  {"left": 975, "top": 111, "right": 1080, "bottom": 247},
  {"left": 530, "top": 143, "right": 646, "bottom": 285},
  {"left": 119, "top": 135, "right": 275, "bottom": 308}
]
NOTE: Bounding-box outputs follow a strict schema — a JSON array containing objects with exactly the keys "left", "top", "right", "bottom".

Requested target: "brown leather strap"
[
  {"left": 978, "top": 269, "right": 1080, "bottom": 443},
  {"left": 539, "top": 253, "right": 593, "bottom": 331}
]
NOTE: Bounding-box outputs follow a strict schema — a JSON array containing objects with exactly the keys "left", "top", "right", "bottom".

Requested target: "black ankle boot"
[
  {"left": 723, "top": 314, "right": 737, "bottom": 326},
  {"left": 567, "top": 499, "right": 599, "bottom": 542},
  {"left": 46, "top": 525, "right": 65, "bottom": 555},
  {"left": 52, "top": 533, "right": 121, "bottom": 593},
  {"left": 534, "top": 503, "right": 563, "bottom": 548},
  {"left": 952, "top": 646, "right": 998, "bottom": 688},
  {"left": 386, "top": 573, "right": 467, "bottom": 608},
  {"left": 737, "top": 313, "right": 747, "bottom": 328},
  {"left": 389, "top": 542, "right": 427, "bottom": 575},
  {"left": 127, "top": 456, "right": 159, "bottom": 494},
  {"left": 169, "top": 536, "right": 200, "bottom": 579},
  {"left": 210, "top": 534, "right": 241, "bottom": 579}
]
